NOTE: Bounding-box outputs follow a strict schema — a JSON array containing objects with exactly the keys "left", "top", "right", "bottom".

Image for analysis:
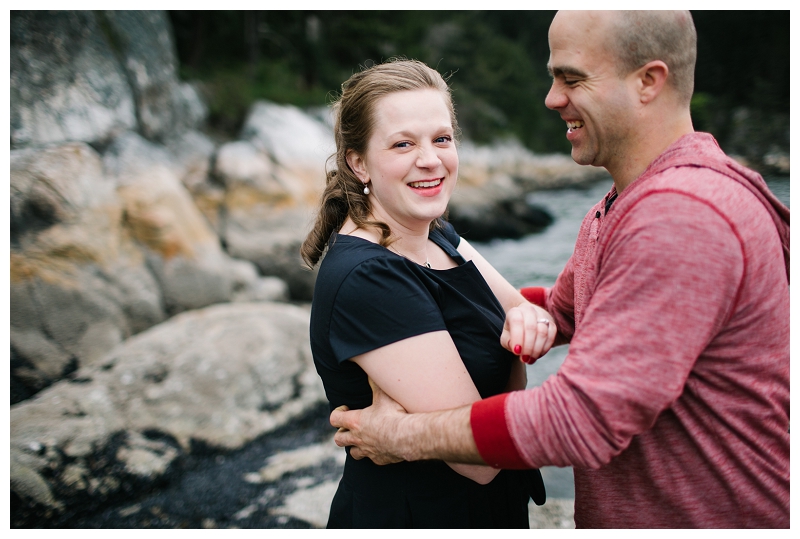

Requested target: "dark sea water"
[{"left": 473, "top": 174, "right": 790, "bottom": 498}]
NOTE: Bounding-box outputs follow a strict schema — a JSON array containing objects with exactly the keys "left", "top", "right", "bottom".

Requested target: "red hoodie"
[{"left": 471, "top": 133, "right": 790, "bottom": 528}]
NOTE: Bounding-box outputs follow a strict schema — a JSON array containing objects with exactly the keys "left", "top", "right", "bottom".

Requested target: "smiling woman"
[
  {"left": 301, "top": 59, "right": 554, "bottom": 528},
  {"left": 344, "top": 88, "right": 458, "bottom": 243}
]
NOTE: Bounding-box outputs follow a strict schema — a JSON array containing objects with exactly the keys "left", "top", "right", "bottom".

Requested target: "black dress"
[{"left": 310, "top": 221, "right": 534, "bottom": 528}]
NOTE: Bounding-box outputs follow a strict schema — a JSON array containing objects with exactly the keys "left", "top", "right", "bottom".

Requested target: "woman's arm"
[
  {"left": 457, "top": 237, "right": 557, "bottom": 362},
  {"left": 351, "top": 330, "right": 500, "bottom": 484}
]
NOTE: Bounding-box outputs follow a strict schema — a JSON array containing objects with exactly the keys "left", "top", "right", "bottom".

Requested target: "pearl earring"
[{"left": 363, "top": 184, "right": 370, "bottom": 195}]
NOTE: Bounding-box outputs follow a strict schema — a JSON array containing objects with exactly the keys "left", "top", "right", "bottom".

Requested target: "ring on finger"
[{"left": 537, "top": 318, "right": 550, "bottom": 325}]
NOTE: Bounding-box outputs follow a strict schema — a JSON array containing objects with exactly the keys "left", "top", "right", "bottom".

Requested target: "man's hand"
[
  {"left": 331, "top": 378, "right": 409, "bottom": 465},
  {"left": 502, "top": 303, "right": 557, "bottom": 364}
]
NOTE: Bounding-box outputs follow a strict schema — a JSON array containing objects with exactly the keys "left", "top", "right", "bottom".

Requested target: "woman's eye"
[
  {"left": 394, "top": 141, "right": 411, "bottom": 148},
  {"left": 435, "top": 136, "right": 452, "bottom": 144}
]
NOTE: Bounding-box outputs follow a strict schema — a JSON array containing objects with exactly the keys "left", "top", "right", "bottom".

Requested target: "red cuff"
[
  {"left": 470, "top": 393, "right": 529, "bottom": 469},
  {"left": 520, "top": 286, "right": 547, "bottom": 307}
]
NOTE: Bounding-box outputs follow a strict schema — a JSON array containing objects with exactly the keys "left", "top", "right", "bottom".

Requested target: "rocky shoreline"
[
  {"left": 14, "top": 401, "right": 574, "bottom": 529},
  {"left": 12, "top": 402, "right": 340, "bottom": 528}
]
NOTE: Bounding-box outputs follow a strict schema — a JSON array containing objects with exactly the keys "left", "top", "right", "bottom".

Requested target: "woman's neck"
[{"left": 340, "top": 216, "right": 432, "bottom": 267}]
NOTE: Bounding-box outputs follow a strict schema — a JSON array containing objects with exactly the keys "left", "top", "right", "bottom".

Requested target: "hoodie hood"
[{"left": 644, "top": 132, "right": 790, "bottom": 284}]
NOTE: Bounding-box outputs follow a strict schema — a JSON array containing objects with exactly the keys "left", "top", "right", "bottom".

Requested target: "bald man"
[{"left": 331, "top": 11, "right": 789, "bottom": 528}]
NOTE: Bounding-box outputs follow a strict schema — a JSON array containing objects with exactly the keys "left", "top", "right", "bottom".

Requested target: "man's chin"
[{"left": 570, "top": 149, "right": 594, "bottom": 167}]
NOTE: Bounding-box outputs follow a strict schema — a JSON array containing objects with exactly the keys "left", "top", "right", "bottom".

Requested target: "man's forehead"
[{"left": 547, "top": 11, "right": 615, "bottom": 76}]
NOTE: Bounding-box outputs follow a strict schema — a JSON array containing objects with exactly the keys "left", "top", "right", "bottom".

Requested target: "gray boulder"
[
  {"left": 241, "top": 101, "right": 334, "bottom": 205},
  {"left": 457, "top": 139, "right": 609, "bottom": 191},
  {"left": 216, "top": 102, "right": 334, "bottom": 300},
  {"left": 165, "top": 129, "right": 217, "bottom": 193},
  {"left": 164, "top": 129, "right": 225, "bottom": 233},
  {"left": 10, "top": 302, "right": 323, "bottom": 523},
  {"left": 101, "top": 10, "right": 207, "bottom": 140},
  {"left": 10, "top": 142, "right": 166, "bottom": 401},
  {"left": 103, "top": 132, "right": 238, "bottom": 314},
  {"left": 225, "top": 209, "right": 318, "bottom": 301},
  {"left": 10, "top": 11, "right": 206, "bottom": 149},
  {"left": 10, "top": 136, "right": 288, "bottom": 403},
  {"left": 10, "top": 11, "right": 137, "bottom": 148}
]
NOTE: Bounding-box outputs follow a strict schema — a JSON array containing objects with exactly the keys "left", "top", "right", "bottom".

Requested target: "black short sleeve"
[
  {"left": 329, "top": 256, "right": 447, "bottom": 363},
  {"left": 439, "top": 221, "right": 462, "bottom": 249}
]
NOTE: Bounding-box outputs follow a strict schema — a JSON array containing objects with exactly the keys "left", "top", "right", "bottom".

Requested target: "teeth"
[
  {"left": 409, "top": 179, "right": 442, "bottom": 188},
  {"left": 567, "top": 120, "right": 584, "bottom": 129}
]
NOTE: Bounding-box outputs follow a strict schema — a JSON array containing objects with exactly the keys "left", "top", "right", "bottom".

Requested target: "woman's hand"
[{"left": 501, "top": 303, "right": 557, "bottom": 364}]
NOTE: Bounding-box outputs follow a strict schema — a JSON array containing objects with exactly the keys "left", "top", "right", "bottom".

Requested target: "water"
[{"left": 472, "top": 174, "right": 789, "bottom": 499}]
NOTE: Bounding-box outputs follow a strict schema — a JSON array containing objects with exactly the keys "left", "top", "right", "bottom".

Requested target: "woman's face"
[{"left": 347, "top": 89, "right": 458, "bottom": 233}]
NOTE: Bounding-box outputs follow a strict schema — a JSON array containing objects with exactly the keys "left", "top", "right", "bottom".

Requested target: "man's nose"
[{"left": 545, "top": 82, "right": 567, "bottom": 110}]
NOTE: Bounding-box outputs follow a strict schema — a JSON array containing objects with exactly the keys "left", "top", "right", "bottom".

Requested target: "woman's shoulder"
[
  {"left": 317, "top": 234, "right": 410, "bottom": 286},
  {"left": 434, "top": 220, "right": 461, "bottom": 248},
  {"left": 322, "top": 233, "right": 388, "bottom": 267}
]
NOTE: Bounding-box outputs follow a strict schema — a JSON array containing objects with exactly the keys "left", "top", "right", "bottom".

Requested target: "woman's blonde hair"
[{"left": 300, "top": 58, "right": 458, "bottom": 268}]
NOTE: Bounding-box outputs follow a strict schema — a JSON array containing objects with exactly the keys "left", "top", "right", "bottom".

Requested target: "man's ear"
[
  {"left": 346, "top": 150, "right": 368, "bottom": 182},
  {"left": 636, "top": 60, "right": 669, "bottom": 104}
]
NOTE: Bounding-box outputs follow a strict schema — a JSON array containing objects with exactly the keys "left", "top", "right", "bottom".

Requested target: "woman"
[{"left": 302, "top": 59, "right": 556, "bottom": 528}]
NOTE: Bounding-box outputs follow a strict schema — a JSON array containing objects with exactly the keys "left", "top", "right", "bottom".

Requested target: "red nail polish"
[
  {"left": 514, "top": 345, "right": 521, "bottom": 354},
  {"left": 522, "top": 355, "right": 531, "bottom": 363}
]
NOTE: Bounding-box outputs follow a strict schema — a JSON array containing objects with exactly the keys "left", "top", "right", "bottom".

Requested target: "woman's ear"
[
  {"left": 346, "top": 150, "right": 368, "bottom": 183},
  {"left": 635, "top": 60, "right": 669, "bottom": 104}
]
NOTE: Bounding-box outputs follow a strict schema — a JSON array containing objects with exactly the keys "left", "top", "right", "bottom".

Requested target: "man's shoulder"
[{"left": 636, "top": 132, "right": 765, "bottom": 199}]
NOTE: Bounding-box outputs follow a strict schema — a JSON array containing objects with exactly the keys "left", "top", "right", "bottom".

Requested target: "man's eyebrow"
[{"left": 547, "top": 64, "right": 588, "bottom": 79}]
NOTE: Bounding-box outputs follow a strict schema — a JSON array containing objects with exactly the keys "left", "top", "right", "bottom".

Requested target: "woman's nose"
[{"left": 416, "top": 144, "right": 442, "bottom": 168}]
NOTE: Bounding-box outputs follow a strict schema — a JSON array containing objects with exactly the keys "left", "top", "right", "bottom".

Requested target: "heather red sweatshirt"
[{"left": 471, "top": 133, "right": 790, "bottom": 528}]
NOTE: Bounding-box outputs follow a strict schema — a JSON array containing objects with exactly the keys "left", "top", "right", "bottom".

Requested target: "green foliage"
[
  {"left": 169, "top": 10, "right": 788, "bottom": 156},
  {"left": 182, "top": 60, "right": 330, "bottom": 135}
]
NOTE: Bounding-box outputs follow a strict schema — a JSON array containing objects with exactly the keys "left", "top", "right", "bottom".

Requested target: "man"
[{"left": 331, "top": 11, "right": 790, "bottom": 528}]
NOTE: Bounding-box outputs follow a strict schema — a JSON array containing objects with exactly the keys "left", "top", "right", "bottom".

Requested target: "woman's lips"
[{"left": 408, "top": 178, "right": 444, "bottom": 197}]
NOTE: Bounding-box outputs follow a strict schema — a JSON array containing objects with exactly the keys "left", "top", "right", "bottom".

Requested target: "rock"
[
  {"left": 10, "top": 11, "right": 137, "bottom": 148},
  {"left": 458, "top": 139, "right": 608, "bottom": 190},
  {"left": 445, "top": 140, "right": 609, "bottom": 242},
  {"left": 164, "top": 129, "right": 224, "bottom": 233},
  {"left": 103, "top": 132, "right": 237, "bottom": 314},
  {"left": 241, "top": 101, "right": 333, "bottom": 206},
  {"left": 10, "top": 134, "right": 283, "bottom": 403},
  {"left": 725, "top": 107, "right": 790, "bottom": 175},
  {"left": 10, "top": 302, "right": 324, "bottom": 523},
  {"left": 100, "top": 11, "right": 207, "bottom": 140},
  {"left": 529, "top": 498, "right": 575, "bottom": 529},
  {"left": 225, "top": 257, "right": 273, "bottom": 303},
  {"left": 215, "top": 140, "right": 283, "bottom": 202},
  {"left": 225, "top": 208, "right": 318, "bottom": 301},
  {"left": 165, "top": 129, "right": 217, "bottom": 193},
  {"left": 10, "top": 142, "right": 167, "bottom": 401},
  {"left": 215, "top": 102, "right": 332, "bottom": 300},
  {"left": 272, "top": 480, "right": 340, "bottom": 528},
  {"left": 448, "top": 194, "right": 555, "bottom": 242}
]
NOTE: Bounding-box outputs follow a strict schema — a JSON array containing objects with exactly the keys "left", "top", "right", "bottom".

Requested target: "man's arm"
[
  {"left": 331, "top": 379, "right": 485, "bottom": 465},
  {"left": 350, "top": 331, "right": 498, "bottom": 483}
]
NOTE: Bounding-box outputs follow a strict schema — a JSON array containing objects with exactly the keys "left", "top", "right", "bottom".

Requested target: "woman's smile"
[{"left": 408, "top": 177, "right": 444, "bottom": 196}]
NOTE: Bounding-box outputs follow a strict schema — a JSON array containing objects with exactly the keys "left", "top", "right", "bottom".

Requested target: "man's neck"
[{"left": 609, "top": 113, "right": 694, "bottom": 194}]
